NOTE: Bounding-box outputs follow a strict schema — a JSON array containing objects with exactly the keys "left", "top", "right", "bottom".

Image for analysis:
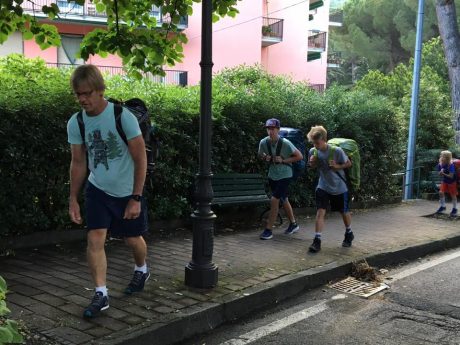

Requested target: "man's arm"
[
  {"left": 69, "top": 144, "right": 87, "bottom": 224},
  {"left": 124, "top": 135, "right": 147, "bottom": 220},
  {"left": 128, "top": 135, "right": 147, "bottom": 196}
]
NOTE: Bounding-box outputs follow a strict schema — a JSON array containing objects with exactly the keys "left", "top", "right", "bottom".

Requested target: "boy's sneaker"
[
  {"left": 309, "top": 237, "right": 321, "bottom": 253},
  {"left": 450, "top": 208, "right": 458, "bottom": 217},
  {"left": 124, "top": 270, "right": 150, "bottom": 295},
  {"left": 83, "top": 292, "right": 109, "bottom": 318},
  {"left": 284, "top": 222, "right": 300, "bottom": 235},
  {"left": 436, "top": 206, "right": 446, "bottom": 214},
  {"left": 342, "top": 231, "right": 355, "bottom": 247},
  {"left": 260, "top": 229, "right": 273, "bottom": 240}
]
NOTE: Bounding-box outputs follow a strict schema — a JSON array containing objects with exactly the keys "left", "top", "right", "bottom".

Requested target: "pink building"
[{"left": 0, "top": 0, "right": 332, "bottom": 89}]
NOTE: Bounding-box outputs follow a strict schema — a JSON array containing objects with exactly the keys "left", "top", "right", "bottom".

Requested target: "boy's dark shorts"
[
  {"left": 85, "top": 182, "right": 148, "bottom": 238},
  {"left": 268, "top": 178, "right": 292, "bottom": 201},
  {"left": 315, "top": 188, "right": 350, "bottom": 213}
]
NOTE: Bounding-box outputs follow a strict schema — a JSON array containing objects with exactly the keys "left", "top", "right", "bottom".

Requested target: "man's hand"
[
  {"left": 124, "top": 199, "right": 141, "bottom": 219},
  {"left": 274, "top": 156, "right": 283, "bottom": 164},
  {"left": 261, "top": 153, "right": 272, "bottom": 162},
  {"left": 69, "top": 199, "right": 82, "bottom": 224},
  {"left": 309, "top": 155, "right": 317, "bottom": 167}
]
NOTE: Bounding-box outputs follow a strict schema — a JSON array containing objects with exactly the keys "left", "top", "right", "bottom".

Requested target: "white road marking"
[
  {"left": 219, "top": 295, "right": 344, "bottom": 345},
  {"left": 388, "top": 249, "right": 460, "bottom": 282}
]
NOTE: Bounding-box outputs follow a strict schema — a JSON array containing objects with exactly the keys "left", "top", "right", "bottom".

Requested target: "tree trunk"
[{"left": 436, "top": 0, "right": 460, "bottom": 143}]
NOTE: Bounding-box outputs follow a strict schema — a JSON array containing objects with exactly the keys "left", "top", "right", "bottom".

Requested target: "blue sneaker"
[
  {"left": 260, "top": 229, "right": 273, "bottom": 240},
  {"left": 436, "top": 206, "right": 446, "bottom": 214},
  {"left": 124, "top": 270, "right": 150, "bottom": 295},
  {"left": 450, "top": 208, "right": 458, "bottom": 217},
  {"left": 83, "top": 292, "right": 109, "bottom": 318},
  {"left": 284, "top": 222, "right": 300, "bottom": 235}
]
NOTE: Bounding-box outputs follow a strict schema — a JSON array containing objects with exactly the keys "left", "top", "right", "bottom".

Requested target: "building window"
[{"left": 58, "top": 34, "right": 84, "bottom": 65}]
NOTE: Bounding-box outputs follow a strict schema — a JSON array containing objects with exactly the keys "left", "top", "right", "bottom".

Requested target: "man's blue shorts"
[
  {"left": 315, "top": 188, "right": 350, "bottom": 213},
  {"left": 85, "top": 182, "right": 148, "bottom": 238},
  {"left": 268, "top": 178, "right": 291, "bottom": 201}
]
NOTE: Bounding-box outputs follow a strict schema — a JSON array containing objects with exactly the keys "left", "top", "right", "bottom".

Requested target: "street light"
[{"left": 184, "top": 0, "right": 219, "bottom": 288}]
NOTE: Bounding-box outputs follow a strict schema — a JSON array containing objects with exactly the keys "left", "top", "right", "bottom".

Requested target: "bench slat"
[
  {"left": 213, "top": 184, "right": 266, "bottom": 192},
  {"left": 213, "top": 173, "right": 264, "bottom": 179},
  {"left": 212, "top": 195, "right": 270, "bottom": 205},
  {"left": 214, "top": 190, "right": 267, "bottom": 198}
]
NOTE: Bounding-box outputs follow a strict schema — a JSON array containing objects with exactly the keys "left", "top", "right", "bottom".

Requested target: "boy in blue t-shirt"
[{"left": 436, "top": 150, "right": 458, "bottom": 216}]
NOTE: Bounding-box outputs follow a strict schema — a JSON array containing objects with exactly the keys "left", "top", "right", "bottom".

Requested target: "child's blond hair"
[
  {"left": 307, "top": 125, "right": 327, "bottom": 142},
  {"left": 440, "top": 150, "right": 453, "bottom": 163}
]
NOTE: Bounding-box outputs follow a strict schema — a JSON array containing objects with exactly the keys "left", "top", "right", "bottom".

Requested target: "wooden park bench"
[{"left": 211, "top": 173, "right": 270, "bottom": 207}]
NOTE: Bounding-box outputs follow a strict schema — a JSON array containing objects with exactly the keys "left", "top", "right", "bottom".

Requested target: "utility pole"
[{"left": 404, "top": 0, "right": 425, "bottom": 200}]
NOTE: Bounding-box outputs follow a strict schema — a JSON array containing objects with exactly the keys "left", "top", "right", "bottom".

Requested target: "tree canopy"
[
  {"left": 0, "top": 0, "right": 240, "bottom": 77},
  {"left": 330, "top": 0, "right": 460, "bottom": 73}
]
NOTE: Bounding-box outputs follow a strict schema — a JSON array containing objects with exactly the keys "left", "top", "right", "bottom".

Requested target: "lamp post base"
[{"left": 185, "top": 263, "right": 218, "bottom": 288}]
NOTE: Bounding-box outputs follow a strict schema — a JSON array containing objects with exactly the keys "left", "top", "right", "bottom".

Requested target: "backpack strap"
[
  {"left": 265, "top": 138, "right": 273, "bottom": 157},
  {"left": 275, "top": 137, "right": 284, "bottom": 157},
  {"left": 77, "top": 110, "right": 85, "bottom": 144},
  {"left": 114, "top": 103, "right": 128, "bottom": 146}
]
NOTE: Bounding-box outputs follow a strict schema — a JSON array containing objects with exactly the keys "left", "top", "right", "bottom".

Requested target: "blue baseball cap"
[{"left": 264, "top": 118, "right": 280, "bottom": 128}]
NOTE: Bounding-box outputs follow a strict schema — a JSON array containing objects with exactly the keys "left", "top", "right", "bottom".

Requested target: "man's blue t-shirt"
[
  {"left": 437, "top": 163, "right": 456, "bottom": 184},
  {"left": 67, "top": 102, "right": 142, "bottom": 197}
]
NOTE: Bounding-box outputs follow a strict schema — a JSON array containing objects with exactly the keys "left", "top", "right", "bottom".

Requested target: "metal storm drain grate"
[{"left": 329, "top": 277, "right": 389, "bottom": 298}]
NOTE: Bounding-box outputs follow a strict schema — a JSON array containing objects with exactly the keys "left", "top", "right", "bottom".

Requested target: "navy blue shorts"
[
  {"left": 85, "top": 182, "right": 148, "bottom": 238},
  {"left": 268, "top": 178, "right": 291, "bottom": 201},
  {"left": 315, "top": 188, "right": 349, "bottom": 213}
]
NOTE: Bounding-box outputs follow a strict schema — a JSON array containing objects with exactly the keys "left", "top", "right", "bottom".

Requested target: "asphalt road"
[{"left": 180, "top": 248, "right": 460, "bottom": 345}]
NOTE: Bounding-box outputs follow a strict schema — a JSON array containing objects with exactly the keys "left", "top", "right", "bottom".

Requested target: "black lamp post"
[{"left": 184, "top": 0, "right": 218, "bottom": 288}]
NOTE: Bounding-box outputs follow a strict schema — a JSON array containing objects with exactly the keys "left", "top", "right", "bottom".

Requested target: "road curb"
[{"left": 107, "top": 234, "right": 460, "bottom": 345}]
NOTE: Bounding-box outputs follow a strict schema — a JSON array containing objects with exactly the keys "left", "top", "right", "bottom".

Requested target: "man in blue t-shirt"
[{"left": 67, "top": 65, "right": 149, "bottom": 319}]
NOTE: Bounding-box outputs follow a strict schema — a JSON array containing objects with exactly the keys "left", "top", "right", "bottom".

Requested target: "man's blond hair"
[
  {"left": 70, "top": 64, "right": 105, "bottom": 92},
  {"left": 307, "top": 125, "right": 327, "bottom": 142}
]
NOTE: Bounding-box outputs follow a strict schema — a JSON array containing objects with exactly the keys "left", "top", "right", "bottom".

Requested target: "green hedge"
[{"left": 0, "top": 56, "right": 404, "bottom": 236}]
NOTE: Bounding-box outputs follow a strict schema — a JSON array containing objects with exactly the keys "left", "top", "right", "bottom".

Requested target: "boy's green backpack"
[{"left": 313, "top": 138, "right": 361, "bottom": 192}]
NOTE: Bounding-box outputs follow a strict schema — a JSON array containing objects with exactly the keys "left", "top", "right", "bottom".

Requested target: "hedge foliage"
[{"left": 0, "top": 55, "right": 409, "bottom": 236}]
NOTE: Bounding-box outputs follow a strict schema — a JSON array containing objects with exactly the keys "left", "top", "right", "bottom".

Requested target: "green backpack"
[{"left": 313, "top": 138, "right": 361, "bottom": 192}]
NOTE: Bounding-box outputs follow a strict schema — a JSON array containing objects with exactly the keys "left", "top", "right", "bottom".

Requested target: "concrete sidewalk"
[{"left": 2, "top": 200, "right": 460, "bottom": 345}]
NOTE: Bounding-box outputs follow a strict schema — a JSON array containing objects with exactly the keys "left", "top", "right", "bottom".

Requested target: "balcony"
[
  {"left": 21, "top": 1, "right": 188, "bottom": 29},
  {"left": 329, "top": 9, "right": 343, "bottom": 26},
  {"left": 261, "top": 17, "right": 284, "bottom": 47},
  {"left": 309, "top": 84, "right": 325, "bottom": 92},
  {"left": 327, "top": 52, "right": 342, "bottom": 68},
  {"left": 46, "top": 63, "right": 188, "bottom": 86},
  {"left": 309, "top": 0, "right": 324, "bottom": 11},
  {"left": 308, "top": 30, "right": 327, "bottom": 52}
]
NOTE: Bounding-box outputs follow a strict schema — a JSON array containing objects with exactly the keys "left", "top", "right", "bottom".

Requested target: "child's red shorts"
[{"left": 440, "top": 182, "right": 458, "bottom": 196}]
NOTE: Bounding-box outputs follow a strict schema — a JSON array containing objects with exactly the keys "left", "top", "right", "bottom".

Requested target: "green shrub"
[
  {"left": 0, "top": 57, "right": 404, "bottom": 236},
  {"left": 0, "top": 276, "right": 23, "bottom": 344}
]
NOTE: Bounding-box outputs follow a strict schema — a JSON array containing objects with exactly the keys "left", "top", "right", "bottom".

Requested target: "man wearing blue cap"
[{"left": 258, "top": 118, "right": 303, "bottom": 240}]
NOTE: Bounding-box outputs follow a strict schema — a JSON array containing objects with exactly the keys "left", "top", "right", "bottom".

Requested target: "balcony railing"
[
  {"left": 308, "top": 31, "right": 327, "bottom": 51},
  {"left": 46, "top": 63, "right": 188, "bottom": 86},
  {"left": 329, "top": 9, "right": 343, "bottom": 24},
  {"left": 262, "top": 17, "right": 284, "bottom": 47},
  {"left": 327, "top": 51, "right": 342, "bottom": 65},
  {"left": 309, "top": 84, "right": 325, "bottom": 92},
  {"left": 22, "top": 1, "right": 188, "bottom": 27}
]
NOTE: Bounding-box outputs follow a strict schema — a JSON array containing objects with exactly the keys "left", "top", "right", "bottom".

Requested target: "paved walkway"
[{"left": 2, "top": 200, "right": 460, "bottom": 344}]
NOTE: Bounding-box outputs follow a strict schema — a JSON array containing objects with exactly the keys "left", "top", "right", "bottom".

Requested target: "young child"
[{"left": 436, "top": 150, "right": 458, "bottom": 216}]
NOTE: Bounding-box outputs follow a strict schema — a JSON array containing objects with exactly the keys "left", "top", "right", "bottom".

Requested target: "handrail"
[{"left": 392, "top": 166, "right": 423, "bottom": 199}]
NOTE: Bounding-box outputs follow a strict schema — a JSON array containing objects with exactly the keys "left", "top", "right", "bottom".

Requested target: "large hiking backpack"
[
  {"left": 313, "top": 138, "right": 361, "bottom": 192},
  {"left": 77, "top": 98, "right": 159, "bottom": 176},
  {"left": 266, "top": 127, "right": 306, "bottom": 180}
]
